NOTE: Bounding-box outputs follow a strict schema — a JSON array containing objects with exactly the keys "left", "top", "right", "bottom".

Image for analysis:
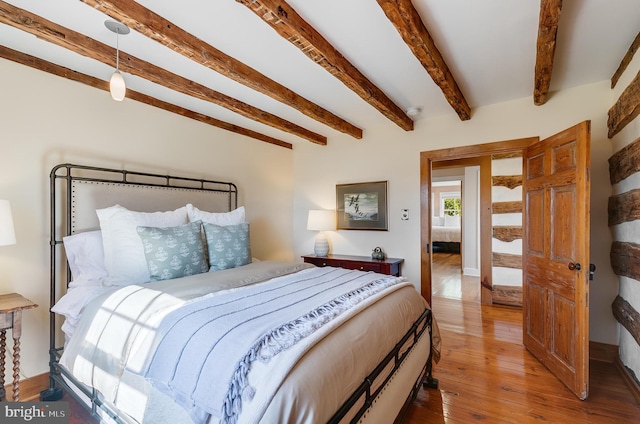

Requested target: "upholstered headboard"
[{"left": 47, "top": 163, "right": 238, "bottom": 354}]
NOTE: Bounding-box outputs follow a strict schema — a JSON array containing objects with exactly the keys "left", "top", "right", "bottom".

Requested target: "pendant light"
[{"left": 105, "top": 20, "right": 130, "bottom": 101}]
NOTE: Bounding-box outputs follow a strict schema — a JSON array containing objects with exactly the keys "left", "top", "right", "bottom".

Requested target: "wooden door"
[{"left": 522, "top": 121, "right": 591, "bottom": 399}]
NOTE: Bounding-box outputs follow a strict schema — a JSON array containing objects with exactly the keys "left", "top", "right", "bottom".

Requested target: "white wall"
[
  {"left": 607, "top": 50, "right": 640, "bottom": 379},
  {"left": 462, "top": 166, "right": 480, "bottom": 276},
  {"left": 293, "top": 79, "right": 618, "bottom": 345},
  {"left": 0, "top": 59, "right": 294, "bottom": 379}
]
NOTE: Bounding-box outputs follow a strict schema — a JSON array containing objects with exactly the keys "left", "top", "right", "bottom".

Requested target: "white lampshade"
[
  {"left": 307, "top": 210, "right": 335, "bottom": 231},
  {"left": 307, "top": 210, "right": 335, "bottom": 257},
  {"left": 0, "top": 200, "right": 16, "bottom": 246},
  {"left": 110, "top": 71, "right": 126, "bottom": 101}
]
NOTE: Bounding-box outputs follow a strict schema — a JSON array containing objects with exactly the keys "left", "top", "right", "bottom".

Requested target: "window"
[{"left": 440, "top": 192, "right": 461, "bottom": 216}]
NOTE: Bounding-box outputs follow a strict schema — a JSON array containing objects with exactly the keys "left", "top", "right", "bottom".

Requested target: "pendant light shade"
[
  {"left": 110, "top": 70, "right": 126, "bottom": 101},
  {"left": 105, "top": 20, "right": 130, "bottom": 102}
]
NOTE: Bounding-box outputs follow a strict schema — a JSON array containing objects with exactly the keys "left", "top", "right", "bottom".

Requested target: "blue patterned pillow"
[
  {"left": 202, "top": 222, "right": 251, "bottom": 271},
  {"left": 136, "top": 221, "right": 208, "bottom": 281}
]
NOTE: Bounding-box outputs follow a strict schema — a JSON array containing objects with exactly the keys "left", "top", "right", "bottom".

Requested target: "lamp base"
[{"left": 314, "top": 234, "right": 330, "bottom": 257}]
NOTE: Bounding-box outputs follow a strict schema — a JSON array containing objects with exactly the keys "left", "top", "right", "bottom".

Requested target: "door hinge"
[{"left": 586, "top": 292, "right": 589, "bottom": 307}]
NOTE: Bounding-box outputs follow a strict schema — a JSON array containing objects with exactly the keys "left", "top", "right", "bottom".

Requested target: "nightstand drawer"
[
  {"left": 303, "top": 257, "right": 339, "bottom": 268},
  {"left": 302, "top": 254, "right": 403, "bottom": 277},
  {"left": 341, "top": 261, "right": 381, "bottom": 273}
]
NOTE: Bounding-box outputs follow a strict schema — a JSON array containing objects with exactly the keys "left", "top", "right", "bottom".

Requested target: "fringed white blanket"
[
  {"left": 136, "top": 266, "right": 407, "bottom": 424},
  {"left": 59, "top": 261, "right": 418, "bottom": 424}
]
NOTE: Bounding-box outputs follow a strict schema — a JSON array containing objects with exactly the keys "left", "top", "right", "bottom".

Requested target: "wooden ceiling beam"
[
  {"left": 0, "top": 2, "right": 324, "bottom": 145},
  {"left": 612, "top": 31, "right": 640, "bottom": 89},
  {"left": 0, "top": 46, "right": 292, "bottom": 149},
  {"left": 236, "top": 0, "right": 413, "bottom": 131},
  {"left": 376, "top": 0, "right": 470, "bottom": 121},
  {"left": 533, "top": 0, "right": 562, "bottom": 106},
  {"left": 80, "top": 0, "right": 362, "bottom": 139}
]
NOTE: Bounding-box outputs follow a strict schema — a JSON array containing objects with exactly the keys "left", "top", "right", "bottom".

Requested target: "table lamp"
[
  {"left": 0, "top": 200, "right": 16, "bottom": 247},
  {"left": 307, "top": 210, "right": 335, "bottom": 257}
]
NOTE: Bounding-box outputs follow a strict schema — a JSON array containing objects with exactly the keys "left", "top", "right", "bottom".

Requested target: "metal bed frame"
[{"left": 41, "top": 163, "right": 437, "bottom": 423}]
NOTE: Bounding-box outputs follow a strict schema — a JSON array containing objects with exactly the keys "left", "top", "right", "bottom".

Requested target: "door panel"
[
  {"left": 526, "top": 282, "right": 545, "bottom": 345},
  {"left": 523, "top": 121, "right": 590, "bottom": 400},
  {"left": 551, "top": 187, "right": 575, "bottom": 261},
  {"left": 527, "top": 189, "right": 545, "bottom": 256}
]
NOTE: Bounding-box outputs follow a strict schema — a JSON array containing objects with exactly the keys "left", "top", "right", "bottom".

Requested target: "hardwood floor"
[
  {"left": 432, "top": 252, "right": 480, "bottom": 303},
  {"left": 15, "top": 255, "right": 640, "bottom": 422},
  {"left": 404, "top": 252, "right": 640, "bottom": 423}
]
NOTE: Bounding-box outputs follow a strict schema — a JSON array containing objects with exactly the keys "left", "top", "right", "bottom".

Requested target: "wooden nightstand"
[
  {"left": 302, "top": 254, "right": 404, "bottom": 277},
  {"left": 0, "top": 293, "right": 37, "bottom": 401}
]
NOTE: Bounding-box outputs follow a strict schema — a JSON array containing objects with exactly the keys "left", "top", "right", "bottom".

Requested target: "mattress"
[
  {"left": 432, "top": 225, "right": 461, "bottom": 243},
  {"left": 58, "top": 261, "right": 440, "bottom": 423}
]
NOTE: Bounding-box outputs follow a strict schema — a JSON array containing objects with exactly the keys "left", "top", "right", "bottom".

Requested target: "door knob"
[{"left": 568, "top": 262, "right": 581, "bottom": 271}]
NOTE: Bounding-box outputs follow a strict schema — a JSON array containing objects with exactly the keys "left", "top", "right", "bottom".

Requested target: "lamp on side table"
[
  {"left": 0, "top": 200, "right": 38, "bottom": 402},
  {"left": 307, "top": 210, "right": 335, "bottom": 257}
]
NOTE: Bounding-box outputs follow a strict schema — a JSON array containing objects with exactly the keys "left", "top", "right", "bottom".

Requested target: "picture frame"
[{"left": 336, "top": 181, "right": 388, "bottom": 230}]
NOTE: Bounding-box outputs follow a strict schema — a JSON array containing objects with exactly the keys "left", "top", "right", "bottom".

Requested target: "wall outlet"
[{"left": 401, "top": 209, "right": 409, "bottom": 220}]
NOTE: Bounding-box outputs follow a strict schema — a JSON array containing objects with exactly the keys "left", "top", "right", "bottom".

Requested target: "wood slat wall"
[
  {"left": 491, "top": 156, "right": 523, "bottom": 307},
  {"left": 492, "top": 175, "right": 523, "bottom": 190},
  {"left": 492, "top": 252, "right": 522, "bottom": 269},
  {"left": 608, "top": 136, "right": 640, "bottom": 381},
  {"left": 609, "top": 136, "right": 640, "bottom": 185},
  {"left": 492, "top": 285, "right": 523, "bottom": 307},
  {"left": 492, "top": 201, "right": 523, "bottom": 214},
  {"left": 608, "top": 70, "right": 640, "bottom": 138},
  {"left": 493, "top": 226, "right": 523, "bottom": 242}
]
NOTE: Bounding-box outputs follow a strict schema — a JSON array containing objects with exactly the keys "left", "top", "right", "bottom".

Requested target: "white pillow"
[
  {"left": 52, "top": 285, "right": 109, "bottom": 324},
  {"left": 432, "top": 216, "right": 444, "bottom": 227},
  {"left": 444, "top": 214, "right": 460, "bottom": 227},
  {"left": 63, "top": 230, "right": 108, "bottom": 286},
  {"left": 186, "top": 204, "right": 246, "bottom": 226},
  {"left": 52, "top": 285, "right": 111, "bottom": 342},
  {"left": 96, "top": 204, "right": 188, "bottom": 285}
]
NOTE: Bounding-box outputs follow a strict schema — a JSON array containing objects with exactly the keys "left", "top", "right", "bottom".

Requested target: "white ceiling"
[{"left": 2, "top": 0, "right": 639, "bottom": 146}]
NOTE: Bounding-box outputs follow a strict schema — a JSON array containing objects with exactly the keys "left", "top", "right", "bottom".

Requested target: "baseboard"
[
  {"left": 463, "top": 267, "right": 480, "bottom": 277},
  {"left": 3, "top": 372, "right": 49, "bottom": 402},
  {"left": 615, "top": 358, "right": 640, "bottom": 405},
  {"left": 589, "top": 341, "right": 618, "bottom": 363}
]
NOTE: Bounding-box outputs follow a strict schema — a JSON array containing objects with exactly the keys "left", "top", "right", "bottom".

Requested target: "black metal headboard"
[{"left": 44, "top": 163, "right": 238, "bottom": 403}]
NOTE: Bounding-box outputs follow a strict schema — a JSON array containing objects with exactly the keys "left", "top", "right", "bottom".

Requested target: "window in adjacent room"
[{"left": 441, "top": 192, "right": 461, "bottom": 216}]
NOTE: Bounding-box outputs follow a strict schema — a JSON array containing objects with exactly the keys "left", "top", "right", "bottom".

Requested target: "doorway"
[
  {"left": 431, "top": 168, "right": 481, "bottom": 303},
  {"left": 420, "top": 122, "right": 591, "bottom": 399},
  {"left": 419, "top": 137, "right": 537, "bottom": 306}
]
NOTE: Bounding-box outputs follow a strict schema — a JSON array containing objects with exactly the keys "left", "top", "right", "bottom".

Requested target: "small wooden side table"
[
  {"left": 302, "top": 254, "right": 404, "bottom": 277},
  {"left": 0, "top": 293, "right": 37, "bottom": 402}
]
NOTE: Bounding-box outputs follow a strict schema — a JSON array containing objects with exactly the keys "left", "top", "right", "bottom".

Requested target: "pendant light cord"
[{"left": 115, "top": 29, "right": 120, "bottom": 72}]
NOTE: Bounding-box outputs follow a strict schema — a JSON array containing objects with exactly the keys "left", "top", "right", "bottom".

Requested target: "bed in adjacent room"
[
  {"left": 431, "top": 215, "right": 461, "bottom": 254},
  {"left": 43, "top": 164, "right": 440, "bottom": 424}
]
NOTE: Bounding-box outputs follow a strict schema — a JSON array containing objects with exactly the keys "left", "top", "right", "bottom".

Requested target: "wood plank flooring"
[
  {"left": 15, "top": 253, "right": 640, "bottom": 422},
  {"left": 405, "top": 253, "right": 640, "bottom": 423}
]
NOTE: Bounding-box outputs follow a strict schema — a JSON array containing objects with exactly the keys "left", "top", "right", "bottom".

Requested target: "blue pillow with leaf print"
[
  {"left": 136, "top": 220, "right": 208, "bottom": 281},
  {"left": 202, "top": 222, "right": 251, "bottom": 271}
]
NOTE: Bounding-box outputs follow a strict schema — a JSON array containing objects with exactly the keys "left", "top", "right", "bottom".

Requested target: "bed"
[
  {"left": 431, "top": 216, "right": 461, "bottom": 254},
  {"left": 41, "top": 163, "right": 440, "bottom": 424}
]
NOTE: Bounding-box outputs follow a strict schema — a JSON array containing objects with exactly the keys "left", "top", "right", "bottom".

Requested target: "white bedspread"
[
  {"left": 59, "top": 261, "right": 438, "bottom": 424},
  {"left": 432, "top": 225, "right": 461, "bottom": 242}
]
